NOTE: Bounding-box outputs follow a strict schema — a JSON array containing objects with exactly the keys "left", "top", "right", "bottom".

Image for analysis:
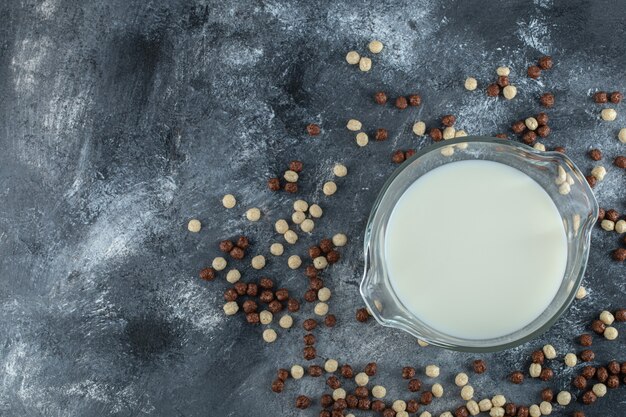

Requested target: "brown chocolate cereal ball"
[
  {"left": 591, "top": 320, "right": 606, "bottom": 334},
  {"left": 365, "top": 362, "right": 378, "bottom": 376},
  {"left": 392, "top": 150, "right": 405, "bottom": 164},
  {"left": 510, "top": 371, "right": 524, "bottom": 384},
  {"left": 395, "top": 96, "right": 408, "bottom": 110},
  {"left": 223, "top": 288, "right": 238, "bottom": 302},
  {"left": 536, "top": 125, "right": 551, "bottom": 138},
  {"left": 305, "top": 265, "right": 318, "bottom": 278},
  {"left": 408, "top": 378, "right": 422, "bottom": 391},
  {"left": 277, "top": 368, "right": 289, "bottom": 382},
  {"left": 383, "top": 409, "right": 395, "bottom": 417},
  {"left": 512, "top": 120, "right": 526, "bottom": 134},
  {"left": 608, "top": 361, "right": 620, "bottom": 375},
  {"left": 593, "top": 91, "right": 608, "bottom": 103},
  {"left": 308, "top": 365, "right": 323, "bottom": 377},
  {"left": 540, "top": 93, "right": 555, "bottom": 107},
  {"left": 333, "top": 399, "right": 347, "bottom": 410},
  {"left": 246, "top": 283, "right": 258, "bottom": 297},
  {"left": 376, "top": 128, "right": 389, "bottom": 141},
  {"left": 614, "top": 156, "right": 626, "bottom": 168},
  {"left": 199, "top": 267, "right": 216, "bottom": 281},
  {"left": 307, "top": 124, "right": 321, "bottom": 136},
  {"left": 319, "top": 411, "right": 330, "bottom": 417},
  {"left": 303, "top": 318, "right": 317, "bottom": 331},
  {"left": 309, "top": 278, "right": 324, "bottom": 291},
  {"left": 326, "top": 250, "right": 340, "bottom": 264},
  {"left": 588, "top": 149, "right": 602, "bottom": 161},
  {"left": 429, "top": 128, "right": 443, "bottom": 141},
  {"left": 345, "top": 394, "right": 358, "bottom": 408},
  {"left": 442, "top": 115, "right": 456, "bottom": 127},
  {"left": 610, "top": 91, "right": 623, "bottom": 103},
  {"left": 407, "top": 399, "right": 419, "bottom": 413},
  {"left": 497, "top": 75, "right": 510, "bottom": 88},
  {"left": 586, "top": 175, "right": 597, "bottom": 188},
  {"left": 613, "top": 248, "right": 626, "bottom": 261},
  {"left": 303, "top": 346, "right": 316, "bottom": 360},
  {"left": 606, "top": 209, "right": 620, "bottom": 222},
  {"left": 473, "top": 359, "right": 487, "bottom": 373},
  {"left": 243, "top": 300, "right": 258, "bottom": 313},
  {"left": 355, "top": 386, "right": 368, "bottom": 398},
  {"left": 284, "top": 182, "right": 298, "bottom": 193},
  {"left": 522, "top": 130, "right": 537, "bottom": 145},
  {"left": 357, "top": 398, "right": 371, "bottom": 410},
  {"left": 230, "top": 247, "right": 244, "bottom": 260},
  {"left": 554, "top": 146, "right": 566, "bottom": 153},
  {"left": 487, "top": 83, "right": 501, "bottom": 97},
  {"left": 540, "top": 368, "right": 554, "bottom": 381},
  {"left": 505, "top": 403, "right": 517, "bottom": 416},
  {"left": 267, "top": 177, "right": 281, "bottom": 191},
  {"left": 607, "top": 375, "right": 619, "bottom": 388},
  {"left": 321, "top": 394, "right": 334, "bottom": 408},
  {"left": 573, "top": 375, "right": 587, "bottom": 389},
  {"left": 287, "top": 298, "right": 300, "bottom": 312},
  {"left": 536, "top": 112, "right": 549, "bottom": 125},
  {"left": 296, "top": 395, "right": 311, "bottom": 409},
  {"left": 235, "top": 236, "right": 249, "bottom": 249},
  {"left": 581, "top": 390, "right": 596, "bottom": 405},
  {"left": 402, "top": 366, "right": 416, "bottom": 379},
  {"left": 271, "top": 379, "right": 284, "bottom": 393},
  {"left": 405, "top": 149, "right": 416, "bottom": 159},
  {"left": 538, "top": 56, "right": 553, "bottom": 70},
  {"left": 541, "top": 388, "right": 554, "bottom": 402},
  {"left": 327, "top": 376, "right": 341, "bottom": 389},
  {"left": 319, "top": 238, "right": 333, "bottom": 253},
  {"left": 597, "top": 367, "right": 609, "bottom": 383},
  {"left": 580, "top": 350, "right": 595, "bottom": 362},
  {"left": 517, "top": 406, "right": 529, "bottom": 417},
  {"left": 371, "top": 400, "right": 385, "bottom": 412},
  {"left": 356, "top": 308, "right": 369, "bottom": 322},
  {"left": 289, "top": 160, "right": 304, "bottom": 173},
  {"left": 409, "top": 94, "right": 422, "bottom": 106},
  {"left": 304, "top": 289, "right": 317, "bottom": 302},
  {"left": 527, "top": 65, "right": 541, "bottom": 78},
  {"left": 259, "top": 277, "right": 273, "bottom": 289},
  {"left": 309, "top": 246, "right": 322, "bottom": 259},
  {"left": 259, "top": 290, "right": 274, "bottom": 303},
  {"left": 581, "top": 366, "right": 596, "bottom": 379},
  {"left": 219, "top": 240, "right": 234, "bottom": 253},
  {"left": 532, "top": 350, "right": 545, "bottom": 364},
  {"left": 419, "top": 391, "right": 433, "bottom": 405},
  {"left": 374, "top": 91, "right": 388, "bottom": 105},
  {"left": 246, "top": 312, "right": 260, "bottom": 323},
  {"left": 615, "top": 309, "right": 626, "bottom": 322},
  {"left": 455, "top": 406, "right": 469, "bottom": 417},
  {"left": 325, "top": 314, "right": 337, "bottom": 327},
  {"left": 579, "top": 334, "right": 593, "bottom": 346}
]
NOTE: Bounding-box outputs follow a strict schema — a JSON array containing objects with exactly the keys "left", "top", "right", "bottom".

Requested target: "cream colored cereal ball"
[
  {"left": 262, "top": 328, "right": 277, "bottom": 343},
  {"left": 529, "top": 363, "right": 541, "bottom": 378},
  {"left": 441, "top": 146, "right": 455, "bottom": 156},
  {"left": 466, "top": 400, "right": 479, "bottom": 416},
  {"left": 309, "top": 204, "right": 323, "bottom": 218},
  {"left": 278, "top": 314, "right": 293, "bottom": 329},
  {"left": 346, "top": 51, "right": 360, "bottom": 65},
  {"left": 425, "top": 365, "right": 440, "bottom": 377},
  {"left": 489, "top": 407, "right": 504, "bottom": 417},
  {"left": 604, "top": 326, "right": 618, "bottom": 340},
  {"left": 615, "top": 220, "right": 626, "bottom": 233},
  {"left": 347, "top": 119, "right": 362, "bottom": 131},
  {"left": 461, "top": 385, "right": 474, "bottom": 400},
  {"left": 496, "top": 66, "right": 510, "bottom": 76},
  {"left": 601, "top": 108, "right": 617, "bottom": 121},
  {"left": 539, "top": 401, "right": 552, "bottom": 415},
  {"left": 270, "top": 243, "right": 284, "bottom": 256},
  {"left": 284, "top": 230, "right": 298, "bottom": 244},
  {"left": 533, "top": 142, "right": 546, "bottom": 151},
  {"left": 318, "top": 287, "right": 331, "bottom": 302},
  {"left": 392, "top": 400, "right": 407, "bottom": 412},
  {"left": 564, "top": 353, "right": 577, "bottom": 367},
  {"left": 222, "top": 194, "right": 236, "bottom": 208},
  {"left": 246, "top": 207, "right": 261, "bottom": 221},
  {"left": 455, "top": 373, "right": 469, "bottom": 387},
  {"left": 251, "top": 255, "right": 266, "bottom": 269},
  {"left": 300, "top": 218, "right": 315, "bottom": 233},
  {"left": 592, "top": 383, "right": 607, "bottom": 397},
  {"left": 491, "top": 395, "right": 506, "bottom": 407},
  {"left": 575, "top": 286, "right": 587, "bottom": 299},
  {"left": 559, "top": 182, "right": 571, "bottom": 195},
  {"left": 542, "top": 344, "right": 557, "bottom": 359},
  {"left": 368, "top": 40, "right": 384, "bottom": 53},
  {"left": 372, "top": 385, "right": 386, "bottom": 398},
  {"left": 292, "top": 211, "right": 305, "bottom": 224},
  {"left": 212, "top": 257, "right": 227, "bottom": 271},
  {"left": 287, "top": 255, "right": 302, "bottom": 269},
  {"left": 440, "top": 413, "right": 453, "bottom": 417},
  {"left": 455, "top": 129, "right": 468, "bottom": 137},
  {"left": 333, "top": 163, "right": 348, "bottom": 177},
  {"left": 325, "top": 359, "right": 339, "bottom": 372},
  {"left": 284, "top": 170, "right": 299, "bottom": 183},
  {"left": 525, "top": 117, "right": 539, "bottom": 130},
  {"left": 413, "top": 121, "right": 427, "bottom": 136},
  {"left": 355, "top": 372, "right": 369, "bottom": 386},
  {"left": 356, "top": 132, "right": 369, "bottom": 147},
  {"left": 291, "top": 364, "right": 304, "bottom": 379},
  {"left": 464, "top": 77, "right": 478, "bottom": 91},
  {"left": 420, "top": 412, "right": 432, "bottom": 417},
  {"left": 601, "top": 219, "right": 615, "bottom": 231},
  {"left": 223, "top": 301, "right": 238, "bottom": 315},
  {"left": 431, "top": 383, "right": 444, "bottom": 398},
  {"left": 529, "top": 404, "right": 540, "bottom": 417},
  {"left": 314, "top": 256, "right": 328, "bottom": 269},
  {"left": 600, "top": 310, "right": 615, "bottom": 325},
  {"left": 443, "top": 127, "right": 456, "bottom": 140},
  {"left": 323, "top": 181, "right": 337, "bottom": 196},
  {"left": 503, "top": 85, "right": 517, "bottom": 100},
  {"left": 478, "top": 399, "right": 492, "bottom": 412},
  {"left": 333, "top": 388, "right": 346, "bottom": 400},
  {"left": 314, "top": 302, "right": 329, "bottom": 316},
  {"left": 618, "top": 128, "right": 626, "bottom": 143},
  {"left": 417, "top": 339, "right": 429, "bottom": 347},
  {"left": 332, "top": 233, "right": 347, "bottom": 247},
  {"left": 187, "top": 219, "right": 201, "bottom": 232},
  {"left": 556, "top": 391, "right": 571, "bottom": 406},
  {"left": 591, "top": 165, "right": 607, "bottom": 180},
  {"left": 260, "top": 310, "right": 273, "bottom": 324},
  {"left": 397, "top": 412, "right": 409, "bottom": 417},
  {"left": 293, "top": 199, "right": 308, "bottom": 212},
  {"left": 359, "top": 57, "right": 372, "bottom": 72},
  {"left": 226, "top": 269, "right": 241, "bottom": 283},
  {"left": 275, "top": 219, "right": 289, "bottom": 234}
]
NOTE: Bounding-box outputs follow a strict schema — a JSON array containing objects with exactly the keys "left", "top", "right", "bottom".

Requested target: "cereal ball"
[
  {"left": 539, "top": 401, "right": 552, "bottom": 415},
  {"left": 529, "top": 363, "right": 541, "bottom": 378},
  {"left": 187, "top": 219, "right": 201, "bottom": 233},
  {"left": 601, "top": 108, "right": 617, "bottom": 121},
  {"left": 262, "top": 328, "right": 277, "bottom": 343},
  {"left": 318, "top": 287, "right": 331, "bottom": 302},
  {"left": 251, "top": 255, "right": 266, "bottom": 269},
  {"left": 559, "top": 182, "right": 571, "bottom": 195},
  {"left": 600, "top": 310, "right": 615, "bottom": 325},
  {"left": 347, "top": 119, "right": 362, "bottom": 131},
  {"left": 615, "top": 220, "right": 626, "bottom": 233},
  {"left": 542, "top": 344, "right": 557, "bottom": 359},
  {"left": 226, "top": 269, "right": 241, "bottom": 283},
  {"left": 212, "top": 257, "right": 227, "bottom": 271},
  {"left": 441, "top": 146, "right": 455, "bottom": 156},
  {"left": 359, "top": 57, "right": 372, "bottom": 72},
  {"left": 260, "top": 310, "right": 273, "bottom": 324},
  {"left": 324, "top": 359, "right": 338, "bottom": 373},
  {"left": 455, "top": 129, "right": 468, "bottom": 137},
  {"left": 275, "top": 219, "right": 289, "bottom": 234},
  {"left": 332, "top": 233, "right": 347, "bottom": 247},
  {"left": 420, "top": 412, "right": 432, "bottom": 417},
  {"left": 564, "top": 353, "right": 577, "bottom": 367},
  {"left": 279, "top": 314, "right": 293, "bottom": 329},
  {"left": 246, "top": 208, "right": 261, "bottom": 221},
  {"left": 591, "top": 165, "right": 607, "bottom": 180},
  {"left": 533, "top": 142, "right": 546, "bottom": 151},
  {"left": 528, "top": 404, "right": 540, "bottom": 417},
  {"left": 478, "top": 399, "right": 492, "bottom": 412},
  {"left": 314, "top": 302, "right": 329, "bottom": 316},
  {"left": 372, "top": 385, "right": 386, "bottom": 398},
  {"left": 576, "top": 286, "right": 587, "bottom": 299},
  {"left": 443, "top": 127, "right": 456, "bottom": 140},
  {"left": 313, "top": 256, "right": 328, "bottom": 269},
  {"left": 503, "top": 85, "right": 517, "bottom": 100},
  {"left": 284, "top": 230, "right": 298, "bottom": 244},
  {"left": 461, "top": 385, "right": 474, "bottom": 400},
  {"left": 425, "top": 365, "right": 440, "bottom": 378},
  {"left": 466, "top": 400, "right": 479, "bottom": 416},
  {"left": 333, "top": 163, "right": 348, "bottom": 177},
  {"left": 223, "top": 301, "right": 238, "bottom": 315},
  {"left": 556, "top": 390, "right": 571, "bottom": 406},
  {"left": 601, "top": 220, "right": 615, "bottom": 231},
  {"left": 604, "top": 326, "right": 618, "bottom": 340},
  {"left": 432, "top": 383, "right": 444, "bottom": 398},
  {"left": 412, "top": 121, "right": 427, "bottom": 136},
  {"left": 270, "top": 243, "right": 284, "bottom": 256},
  {"left": 618, "top": 128, "right": 626, "bottom": 143},
  {"left": 496, "top": 66, "right": 510, "bottom": 76},
  {"left": 525, "top": 117, "right": 539, "bottom": 131},
  {"left": 417, "top": 339, "right": 429, "bottom": 347},
  {"left": 491, "top": 395, "right": 506, "bottom": 407},
  {"left": 397, "top": 412, "right": 409, "bottom": 417},
  {"left": 464, "top": 77, "right": 478, "bottom": 91},
  {"left": 355, "top": 372, "right": 369, "bottom": 386},
  {"left": 592, "top": 383, "right": 607, "bottom": 397},
  {"left": 333, "top": 388, "right": 346, "bottom": 400},
  {"left": 346, "top": 51, "right": 360, "bottom": 65},
  {"left": 356, "top": 132, "right": 369, "bottom": 147},
  {"left": 368, "top": 40, "right": 384, "bottom": 53},
  {"left": 323, "top": 181, "right": 337, "bottom": 196},
  {"left": 455, "top": 373, "right": 469, "bottom": 387},
  {"left": 293, "top": 199, "right": 308, "bottom": 212},
  {"left": 284, "top": 170, "right": 299, "bottom": 183},
  {"left": 291, "top": 364, "right": 304, "bottom": 379},
  {"left": 489, "top": 407, "right": 504, "bottom": 417},
  {"left": 287, "top": 255, "right": 302, "bottom": 270},
  {"left": 300, "top": 219, "right": 315, "bottom": 233},
  {"left": 222, "top": 194, "right": 236, "bottom": 208},
  {"left": 392, "top": 400, "right": 407, "bottom": 412},
  {"left": 309, "top": 204, "right": 323, "bottom": 218}
]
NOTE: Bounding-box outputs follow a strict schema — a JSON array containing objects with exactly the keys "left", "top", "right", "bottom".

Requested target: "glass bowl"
[{"left": 360, "top": 137, "right": 598, "bottom": 352}]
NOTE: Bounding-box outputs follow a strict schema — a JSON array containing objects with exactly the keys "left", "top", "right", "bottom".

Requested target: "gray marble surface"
[{"left": 1, "top": 0, "right": 625, "bottom": 416}]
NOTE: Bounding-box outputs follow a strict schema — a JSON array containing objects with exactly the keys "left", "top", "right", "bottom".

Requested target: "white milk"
[{"left": 385, "top": 160, "right": 567, "bottom": 340}]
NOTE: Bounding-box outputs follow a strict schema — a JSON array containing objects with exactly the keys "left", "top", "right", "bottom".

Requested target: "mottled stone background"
[{"left": 1, "top": 0, "right": 624, "bottom": 416}]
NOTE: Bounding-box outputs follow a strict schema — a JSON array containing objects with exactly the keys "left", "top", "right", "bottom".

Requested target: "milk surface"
[{"left": 385, "top": 160, "right": 567, "bottom": 340}]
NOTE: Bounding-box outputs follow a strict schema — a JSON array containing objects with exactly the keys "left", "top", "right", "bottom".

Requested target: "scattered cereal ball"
[
  {"left": 284, "top": 230, "right": 298, "bottom": 244},
  {"left": 397, "top": 412, "right": 409, "bottom": 417},
  {"left": 333, "top": 388, "right": 346, "bottom": 401},
  {"left": 355, "top": 372, "right": 369, "bottom": 386},
  {"left": 601, "top": 220, "right": 615, "bottom": 231},
  {"left": 284, "top": 170, "right": 299, "bottom": 183},
  {"left": 332, "top": 233, "right": 347, "bottom": 247},
  {"left": 287, "top": 255, "right": 302, "bottom": 269},
  {"left": 246, "top": 207, "right": 261, "bottom": 221},
  {"left": 356, "top": 132, "right": 369, "bottom": 147},
  {"left": 212, "top": 257, "right": 227, "bottom": 271},
  {"left": 275, "top": 219, "right": 289, "bottom": 234},
  {"left": 346, "top": 51, "right": 360, "bottom": 65},
  {"left": 528, "top": 404, "right": 540, "bottom": 417},
  {"left": 491, "top": 395, "right": 506, "bottom": 407},
  {"left": 575, "top": 286, "right": 587, "bottom": 299},
  {"left": 461, "top": 385, "right": 474, "bottom": 400},
  {"left": 564, "top": 353, "right": 577, "bottom": 367},
  {"left": 293, "top": 199, "right": 308, "bottom": 212},
  {"left": 455, "top": 373, "right": 469, "bottom": 387},
  {"left": 412, "top": 121, "right": 427, "bottom": 136},
  {"left": 591, "top": 165, "right": 607, "bottom": 180},
  {"left": 592, "top": 383, "right": 607, "bottom": 397},
  {"left": 300, "top": 218, "right": 315, "bottom": 233},
  {"left": 270, "top": 243, "right": 284, "bottom": 256},
  {"left": 559, "top": 182, "right": 571, "bottom": 195},
  {"left": 187, "top": 219, "right": 201, "bottom": 232},
  {"left": 490, "top": 407, "right": 505, "bottom": 417},
  {"left": 279, "top": 314, "right": 293, "bottom": 329},
  {"left": 542, "top": 344, "right": 557, "bottom": 359},
  {"left": 443, "top": 127, "right": 456, "bottom": 140},
  {"left": 251, "top": 255, "right": 266, "bottom": 269},
  {"left": 318, "top": 287, "right": 331, "bottom": 302},
  {"left": 525, "top": 117, "right": 539, "bottom": 131},
  {"left": 533, "top": 142, "right": 546, "bottom": 151},
  {"left": 222, "top": 194, "right": 236, "bottom": 208},
  {"left": 539, "top": 401, "right": 552, "bottom": 415},
  {"left": 309, "top": 204, "right": 323, "bottom": 218},
  {"left": 604, "top": 326, "right": 618, "bottom": 340},
  {"left": 314, "top": 302, "right": 329, "bottom": 316},
  {"left": 226, "top": 269, "right": 241, "bottom": 283},
  {"left": 263, "top": 328, "right": 277, "bottom": 343},
  {"left": 325, "top": 359, "right": 339, "bottom": 372},
  {"left": 333, "top": 163, "right": 348, "bottom": 177},
  {"left": 420, "top": 412, "right": 432, "bottom": 417},
  {"left": 466, "top": 400, "right": 479, "bottom": 416},
  {"left": 368, "top": 40, "right": 384, "bottom": 53},
  {"left": 503, "top": 85, "right": 517, "bottom": 100},
  {"left": 599, "top": 310, "right": 615, "bottom": 325},
  {"left": 347, "top": 119, "right": 363, "bottom": 131},
  {"left": 323, "top": 181, "right": 337, "bottom": 196},
  {"left": 313, "top": 256, "right": 328, "bottom": 269},
  {"left": 601, "top": 108, "right": 617, "bottom": 121},
  {"left": 465, "top": 77, "right": 478, "bottom": 91},
  {"left": 478, "top": 399, "right": 493, "bottom": 412},
  {"left": 455, "top": 130, "right": 468, "bottom": 137},
  {"left": 260, "top": 310, "right": 273, "bottom": 324},
  {"left": 393, "top": 400, "right": 407, "bottom": 412},
  {"left": 425, "top": 365, "right": 440, "bottom": 378},
  {"left": 556, "top": 391, "right": 571, "bottom": 405},
  {"left": 615, "top": 220, "right": 626, "bottom": 233},
  {"left": 529, "top": 363, "right": 541, "bottom": 378},
  {"left": 432, "top": 383, "right": 444, "bottom": 398},
  {"left": 291, "top": 364, "right": 304, "bottom": 379},
  {"left": 372, "top": 385, "right": 386, "bottom": 398},
  {"left": 496, "top": 66, "right": 510, "bottom": 76},
  {"left": 359, "top": 57, "right": 372, "bottom": 72},
  {"left": 417, "top": 339, "right": 429, "bottom": 347},
  {"left": 292, "top": 211, "right": 305, "bottom": 224},
  {"left": 223, "top": 301, "right": 238, "bottom": 315},
  {"left": 618, "top": 128, "right": 626, "bottom": 144}
]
